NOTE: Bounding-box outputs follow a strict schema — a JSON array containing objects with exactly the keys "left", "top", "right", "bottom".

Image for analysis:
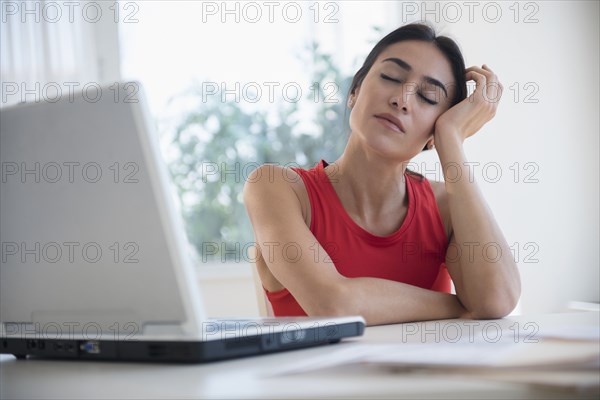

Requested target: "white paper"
[
  {"left": 536, "top": 326, "right": 600, "bottom": 341},
  {"left": 269, "top": 337, "right": 600, "bottom": 376}
]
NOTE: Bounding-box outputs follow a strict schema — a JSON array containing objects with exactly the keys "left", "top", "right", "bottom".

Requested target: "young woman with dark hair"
[{"left": 244, "top": 22, "right": 521, "bottom": 326}]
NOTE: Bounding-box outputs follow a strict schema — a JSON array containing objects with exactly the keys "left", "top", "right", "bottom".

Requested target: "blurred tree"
[{"left": 164, "top": 31, "right": 382, "bottom": 263}]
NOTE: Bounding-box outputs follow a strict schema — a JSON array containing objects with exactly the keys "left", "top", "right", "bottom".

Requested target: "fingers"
[
  {"left": 465, "top": 70, "right": 486, "bottom": 83},
  {"left": 465, "top": 70, "right": 487, "bottom": 100},
  {"left": 465, "top": 64, "right": 503, "bottom": 105}
]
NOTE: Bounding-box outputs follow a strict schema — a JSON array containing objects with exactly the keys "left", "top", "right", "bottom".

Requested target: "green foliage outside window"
[{"left": 165, "top": 28, "right": 382, "bottom": 264}]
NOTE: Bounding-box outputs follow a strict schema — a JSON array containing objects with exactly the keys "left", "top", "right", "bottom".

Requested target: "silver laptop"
[{"left": 0, "top": 81, "right": 365, "bottom": 362}]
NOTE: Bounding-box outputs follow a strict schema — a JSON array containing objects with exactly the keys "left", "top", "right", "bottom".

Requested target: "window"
[
  {"left": 118, "top": 1, "right": 399, "bottom": 266},
  {"left": 2, "top": 0, "right": 401, "bottom": 266}
]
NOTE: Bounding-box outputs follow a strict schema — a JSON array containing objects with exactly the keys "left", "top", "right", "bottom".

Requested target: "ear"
[{"left": 348, "top": 87, "right": 361, "bottom": 108}]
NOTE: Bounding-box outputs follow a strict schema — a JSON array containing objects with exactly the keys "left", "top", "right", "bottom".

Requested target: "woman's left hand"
[{"left": 433, "top": 64, "right": 503, "bottom": 148}]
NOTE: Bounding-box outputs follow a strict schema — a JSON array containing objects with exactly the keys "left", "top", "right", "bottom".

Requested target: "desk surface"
[{"left": 2, "top": 311, "right": 599, "bottom": 399}]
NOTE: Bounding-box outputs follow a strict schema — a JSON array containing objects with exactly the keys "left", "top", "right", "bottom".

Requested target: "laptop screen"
[{"left": 0, "top": 82, "right": 206, "bottom": 338}]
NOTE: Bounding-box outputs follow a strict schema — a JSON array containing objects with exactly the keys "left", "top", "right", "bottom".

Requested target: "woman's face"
[{"left": 349, "top": 40, "right": 457, "bottom": 161}]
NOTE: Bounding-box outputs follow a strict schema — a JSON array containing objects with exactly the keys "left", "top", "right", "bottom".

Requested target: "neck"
[{"left": 325, "top": 134, "right": 410, "bottom": 222}]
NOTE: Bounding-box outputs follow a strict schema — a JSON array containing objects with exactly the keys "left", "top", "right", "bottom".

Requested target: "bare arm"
[
  {"left": 438, "top": 140, "right": 521, "bottom": 319},
  {"left": 431, "top": 64, "right": 521, "bottom": 319},
  {"left": 243, "top": 164, "right": 469, "bottom": 326}
]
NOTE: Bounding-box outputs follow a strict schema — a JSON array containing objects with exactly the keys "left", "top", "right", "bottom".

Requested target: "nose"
[
  {"left": 390, "top": 82, "right": 418, "bottom": 112},
  {"left": 390, "top": 96, "right": 408, "bottom": 112}
]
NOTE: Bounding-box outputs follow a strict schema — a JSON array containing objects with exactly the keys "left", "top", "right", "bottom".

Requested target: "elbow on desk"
[
  {"left": 467, "top": 293, "right": 520, "bottom": 320},
  {"left": 462, "top": 266, "right": 522, "bottom": 320}
]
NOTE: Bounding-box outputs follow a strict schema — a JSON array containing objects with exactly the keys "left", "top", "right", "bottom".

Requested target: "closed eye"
[
  {"left": 419, "top": 93, "right": 438, "bottom": 105},
  {"left": 380, "top": 73, "right": 402, "bottom": 84},
  {"left": 380, "top": 73, "right": 438, "bottom": 105}
]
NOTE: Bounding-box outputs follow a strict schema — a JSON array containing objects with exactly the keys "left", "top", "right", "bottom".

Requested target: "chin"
[{"left": 363, "top": 136, "right": 415, "bottom": 162}]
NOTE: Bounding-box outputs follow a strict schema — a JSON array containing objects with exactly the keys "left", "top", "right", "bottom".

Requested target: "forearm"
[
  {"left": 338, "top": 277, "right": 468, "bottom": 326},
  {"left": 436, "top": 135, "right": 521, "bottom": 317}
]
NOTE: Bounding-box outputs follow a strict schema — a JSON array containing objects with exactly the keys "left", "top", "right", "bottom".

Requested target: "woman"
[{"left": 243, "top": 22, "right": 521, "bottom": 326}]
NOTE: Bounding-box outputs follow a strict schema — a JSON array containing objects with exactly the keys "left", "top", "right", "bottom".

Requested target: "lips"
[{"left": 374, "top": 114, "right": 405, "bottom": 133}]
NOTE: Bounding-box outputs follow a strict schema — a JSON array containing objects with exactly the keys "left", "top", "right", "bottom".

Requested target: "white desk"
[{"left": 2, "top": 311, "right": 598, "bottom": 399}]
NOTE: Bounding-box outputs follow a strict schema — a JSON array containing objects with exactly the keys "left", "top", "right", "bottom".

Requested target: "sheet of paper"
[
  {"left": 536, "top": 326, "right": 600, "bottom": 341},
  {"left": 265, "top": 316, "right": 600, "bottom": 392},
  {"left": 461, "top": 370, "right": 600, "bottom": 392},
  {"left": 362, "top": 338, "right": 600, "bottom": 369},
  {"left": 269, "top": 337, "right": 599, "bottom": 376}
]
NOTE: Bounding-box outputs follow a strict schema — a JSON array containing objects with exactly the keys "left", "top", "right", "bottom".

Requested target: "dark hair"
[{"left": 344, "top": 22, "right": 468, "bottom": 180}]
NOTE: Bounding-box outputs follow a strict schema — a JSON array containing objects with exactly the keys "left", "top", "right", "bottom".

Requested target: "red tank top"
[{"left": 264, "top": 160, "right": 452, "bottom": 316}]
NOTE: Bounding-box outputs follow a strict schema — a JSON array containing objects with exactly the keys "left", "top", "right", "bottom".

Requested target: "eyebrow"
[{"left": 382, "top": 57, "right": 448, "bottom": 99}]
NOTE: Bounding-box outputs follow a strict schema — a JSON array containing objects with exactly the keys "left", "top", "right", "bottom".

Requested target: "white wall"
[{"left": 408, "top": 1, "right": 599, "bottom": 313}]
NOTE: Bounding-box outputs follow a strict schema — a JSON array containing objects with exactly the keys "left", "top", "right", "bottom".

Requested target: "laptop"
[{"left": 0, "top": 81, "right": 365, "bottom": 362}]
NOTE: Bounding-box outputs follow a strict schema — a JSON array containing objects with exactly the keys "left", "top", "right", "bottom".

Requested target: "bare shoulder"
[
  {"left": 243, "top": 164, "right": 311, "bottom": 228},
  {"left": 426, "top": 179, "right": 453, "bottom": 241},
  {"left": 243, "top": 164, "right": 311, "bottom": 292}
]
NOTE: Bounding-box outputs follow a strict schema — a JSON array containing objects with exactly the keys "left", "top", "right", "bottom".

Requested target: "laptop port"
[
  {"left": 26, "top": 340, "right": 46, "bottom": 351},
  {"left": 147, "top": 344, "right": 167, "bottom": 357},
  {"left": 80, "top": 341, "right": 100, "bottom": 354}
]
